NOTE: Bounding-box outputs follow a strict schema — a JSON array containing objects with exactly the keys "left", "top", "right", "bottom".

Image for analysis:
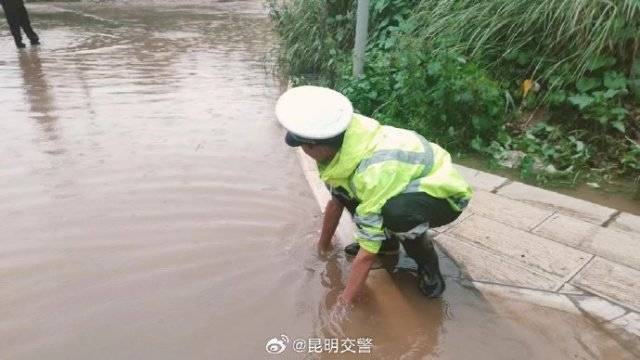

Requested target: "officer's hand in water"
[{"left": 330, "top": 295, "right": 354, "bottom": 324}]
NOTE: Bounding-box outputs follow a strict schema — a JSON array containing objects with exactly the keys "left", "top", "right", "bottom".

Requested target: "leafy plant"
[
  {"left": 339, "top": 47, "right": 507, "bottom": 149},
  {"left": 567, "top": 71, "right": 630, "bottom": 133}
]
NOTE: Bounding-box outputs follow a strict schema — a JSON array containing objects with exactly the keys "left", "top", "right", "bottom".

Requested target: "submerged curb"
[{"left": 294, "top": 147, "right": 640, "bottom": 342}]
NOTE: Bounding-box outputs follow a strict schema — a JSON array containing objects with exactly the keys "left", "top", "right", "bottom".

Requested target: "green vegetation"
[{"left": 269, "top": 0, "right": 640, "bottom": 195}]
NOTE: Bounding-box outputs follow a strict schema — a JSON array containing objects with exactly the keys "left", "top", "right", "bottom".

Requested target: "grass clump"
[
  {"left": 413, "top": 0, "right": 640, "bottom": 89},
  {"left": 268, "top": 0, "right": 356, "bottom": 86}
]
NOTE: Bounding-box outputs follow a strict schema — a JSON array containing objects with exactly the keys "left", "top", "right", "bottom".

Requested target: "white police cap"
[{"left": 275, "top": 86, "right": 353, "bottom": 140}]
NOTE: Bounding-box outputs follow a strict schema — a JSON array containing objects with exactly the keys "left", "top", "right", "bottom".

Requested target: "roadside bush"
[
  {"left": 339, "top": 47, "right": 506, "bottom": 149},
  {"left": 270, "top": 0, "right": 640, "bottom": 189},
  {"left": 270, "top": 0, "right": 507, "bottom": 148},
  {"left": 268, "top": 0, "right": 356, "bottom": 86},
  {"left": 408, "top": 0, "right": 640, "bottom": 183}
]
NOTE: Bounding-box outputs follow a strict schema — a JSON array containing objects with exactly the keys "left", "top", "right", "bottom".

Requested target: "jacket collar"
[{"left": 318, "top": 115, "right": 380, "bottom": 183}]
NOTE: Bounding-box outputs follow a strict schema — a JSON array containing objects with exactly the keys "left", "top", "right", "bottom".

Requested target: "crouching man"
[{"left": 275, "top": 86, "right": 472, "bottom": 304}]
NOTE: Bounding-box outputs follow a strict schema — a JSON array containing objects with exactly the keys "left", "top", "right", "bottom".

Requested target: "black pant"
[
  {"left": 381, "top": 192, "right": 461, "bottom": 232},
  {"left": 381, "top": 192, "right": 460, "bottom": 274},
  {"left": 336, "top": 191, "right": 461, "bottom": 242},
  {"left": 1, "top": 0, "right": 38, "bottom": 46}
]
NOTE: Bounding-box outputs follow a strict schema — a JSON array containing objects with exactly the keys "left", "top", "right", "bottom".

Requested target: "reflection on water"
[
  {"left": 18, "top": 49, "right": 62, "bottom": 153},
  {"left": 0, "top": 1, "right": 637, "bottom": 359}
]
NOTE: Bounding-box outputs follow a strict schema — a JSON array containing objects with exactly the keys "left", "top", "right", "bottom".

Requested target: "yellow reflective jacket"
[{"left": 318, "top": 114, "right": 472, "bottom": 253}]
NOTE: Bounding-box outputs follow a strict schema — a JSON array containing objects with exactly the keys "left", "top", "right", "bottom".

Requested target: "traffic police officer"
[
  {"left": 275, "top": 86, "right": 473, "bottom": 304},
  {"left": 1, "top": 0, "right": 39, "bottom": 48}
]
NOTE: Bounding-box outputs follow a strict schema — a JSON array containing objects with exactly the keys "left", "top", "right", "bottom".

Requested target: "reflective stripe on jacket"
[{"left": 318, "top": 114, "right": 473, "bottom": 253}]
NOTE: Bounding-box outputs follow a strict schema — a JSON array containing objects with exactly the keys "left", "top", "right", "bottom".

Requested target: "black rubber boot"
[
  {"left": 402, "top": 233, "right": 445, "bottom": 298},
  {"left": 344, "top": 242, "right": 360, "bottom": 256},
  {"left": 344, "top": 239, "right": 400, "bottom": 257}
]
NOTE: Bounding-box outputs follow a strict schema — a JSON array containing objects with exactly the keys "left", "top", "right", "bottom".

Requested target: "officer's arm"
[
  {"left": 317, "top": 197, "right": 344, "bottom": 252},
  {"left": 339, "top": 248, "right": 377, "bottom": 304},
  {"left": 338, "top": 170, "right": 412, "bottom": 303}
]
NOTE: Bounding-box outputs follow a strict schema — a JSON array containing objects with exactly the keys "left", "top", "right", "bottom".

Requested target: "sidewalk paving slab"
[
  {"left": 433, "top": 210, "right": 472, "bottom": 233},
  {"left": 610, "top": 212, "right": 640, "bottom": 234},
  {"left": 496, "top": 182, "right": 617, "bottom": 225},
  {"left": 472, "top": 282, "right": 579, "bottom": 314},
  {"left": 531, "top": 213, "right": 595, "bottom": 247},
  {"left": 571, "top": 257, "right": 640, "bottom": 313},
  {"left": 453, "top": 164, "right": 507, "bottom": 192},
  {"left": 534, "top": 214, "right": 640, "bottom": 271},
  {"left": 612, "top": 313, "right": 640, "bottom": 337},
  {"left": 435, "top": 233, "right": 567, "bottom": 291},
  {"left": 448, "top": 215, "right": 591, "bottom": 281},
  {"left": 558, "top": 283, "right": 587, "bottom": 295},
  {"left": 573, "top": 296, "right": 627, "bottom": 322},
  {"left": 466, "top": 190, "right": 553, "bottom": 231}
]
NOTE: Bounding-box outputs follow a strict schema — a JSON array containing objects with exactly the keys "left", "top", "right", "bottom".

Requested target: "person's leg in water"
[
  {"left": 381, "top": 192, "right": 461, "bottom": 298},
  {"left": 16, "top": 0, "right": 38, "bottom": 45},
  {"left": 1, "top": 0, "right": 26, "bottom": 48}
]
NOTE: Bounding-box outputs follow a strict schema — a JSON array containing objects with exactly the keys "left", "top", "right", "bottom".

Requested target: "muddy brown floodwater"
[{"left": 0, "top": 1, "right": 637, "bottom": 359}]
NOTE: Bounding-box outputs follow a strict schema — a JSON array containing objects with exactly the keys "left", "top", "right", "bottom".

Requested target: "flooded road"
[{"left": 0, "top": 1, "right": 637, "bottom": 359}]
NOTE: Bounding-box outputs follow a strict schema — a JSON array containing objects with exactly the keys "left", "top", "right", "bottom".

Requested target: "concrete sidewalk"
[
  {"left": 295, "top": 148, "right": 640, "bottom": 342},
  {"left": 437, "top": 165, "right": 640, "bottom": 338}
]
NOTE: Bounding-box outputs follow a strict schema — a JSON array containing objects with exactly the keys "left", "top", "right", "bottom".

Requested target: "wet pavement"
[{"left": 0, "top": 1, "right": 638, "bottom": 359}]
